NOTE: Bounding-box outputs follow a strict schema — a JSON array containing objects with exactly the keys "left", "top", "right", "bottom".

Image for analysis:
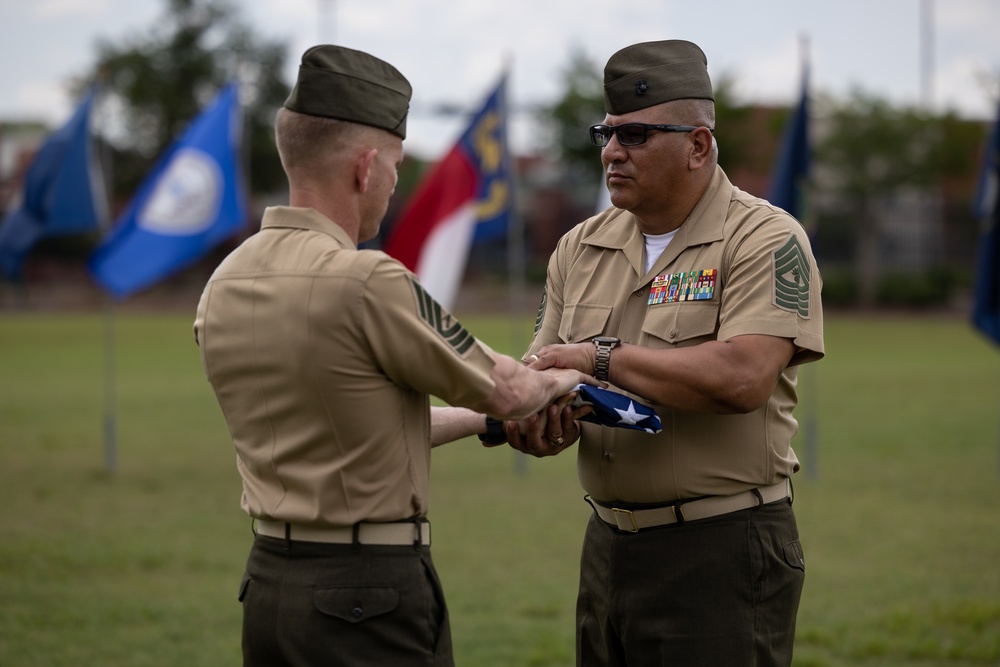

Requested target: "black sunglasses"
[{"left": 589, "top": 123, "right": 713, "bottom": 147}]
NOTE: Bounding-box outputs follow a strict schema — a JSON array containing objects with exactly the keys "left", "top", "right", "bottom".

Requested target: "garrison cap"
[
  {"left": 284, "top": 44, "right": 412, "bottom": 139},
  {"left": 603, "top": 40, "right": 714, "bottom": 115}
]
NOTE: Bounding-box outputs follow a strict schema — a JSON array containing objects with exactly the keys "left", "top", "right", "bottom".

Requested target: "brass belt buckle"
[{"left": 612, "top": 508, "right": 639, "bottom": 533}]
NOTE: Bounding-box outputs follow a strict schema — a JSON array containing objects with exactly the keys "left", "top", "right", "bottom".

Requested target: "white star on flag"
[
  {"left": 615, "top": 401, "right": 644, "bottom": 426},
  {"left": 571, "top": 384, "right": 662, "bottom": 433}
]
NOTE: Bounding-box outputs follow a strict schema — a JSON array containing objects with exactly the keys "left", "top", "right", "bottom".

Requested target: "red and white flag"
[{"left": 384, "top": 74, "right": 512, "bottom": 310}]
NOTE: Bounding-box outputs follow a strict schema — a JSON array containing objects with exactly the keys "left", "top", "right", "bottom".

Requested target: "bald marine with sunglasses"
[{"left": 508, "top": 40, "right": 825, "bottom": 666}]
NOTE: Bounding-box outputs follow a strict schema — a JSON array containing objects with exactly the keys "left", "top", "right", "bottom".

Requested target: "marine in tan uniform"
[
  {"left": 509, "top": 40, "right": 825, "bottom": 666},
  {"left": 194, "top": 45, "right": 593, "bottom": 667}
]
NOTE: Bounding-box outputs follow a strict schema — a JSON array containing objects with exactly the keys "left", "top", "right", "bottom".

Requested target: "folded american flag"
[{"left": 573, "top": 384, "right": 662, "bottom": 434}]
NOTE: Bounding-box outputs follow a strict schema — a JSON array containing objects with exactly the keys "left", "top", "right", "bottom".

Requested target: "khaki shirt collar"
[
  {"left": 580, "top": 208, "right": 645, "bottom": 280},
  {"left": 261, "top": 206, "right": 356, "bottom": 249},
  {"left": 582, "top": 166, "right": 733, "bottom": 281}
]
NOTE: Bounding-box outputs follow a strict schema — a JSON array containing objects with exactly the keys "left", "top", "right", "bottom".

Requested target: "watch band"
[
  {"left": 592, "top": 337, "right": 620, "bottom": 382},
  {"left": 478, "top": 416, "right": 507, "bottom": 445},
  {"left": 594, "top": 347, "right": 611, "bottom": 381}
]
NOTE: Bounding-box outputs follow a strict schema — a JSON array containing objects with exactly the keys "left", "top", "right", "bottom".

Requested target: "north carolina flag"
[
  {"left": 383, "top": 73, "right": 512, "bottom": 310},
  {"left": 89, "top": 84, "right": 247, "bottom": 298}
]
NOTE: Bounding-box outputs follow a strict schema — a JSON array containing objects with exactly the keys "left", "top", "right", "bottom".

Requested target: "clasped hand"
[{"left": 504, "top": 343, "right": 597, "bottom": 457}]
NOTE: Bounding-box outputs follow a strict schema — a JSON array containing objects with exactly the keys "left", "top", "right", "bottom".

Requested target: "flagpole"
[
  {"left": 797, "top": 34, "right": 819, "bottom": 482},
  {"left": 103, "top": 294, "right": 117, "bottom": 474},
  {"left": 93, "top": 85, "right": 118, "bottom": 475},
  {"left": 920, "top": 0, "right": 934, "bottom": 110},
  {"left": 501, "top": 57, "right": 529, "bottom": 476}
]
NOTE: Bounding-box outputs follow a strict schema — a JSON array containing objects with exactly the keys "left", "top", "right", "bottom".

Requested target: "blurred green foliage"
[{"left": 83, "top": 0, "right": 290, "bottom": 200}]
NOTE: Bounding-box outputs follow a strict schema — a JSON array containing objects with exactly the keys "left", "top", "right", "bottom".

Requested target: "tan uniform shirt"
[
  {"left": 528, "top": 167, "right": 824, "bottom": 504},
  {"left": 194, "top": 207, "right": 496, "bottom": 527}
]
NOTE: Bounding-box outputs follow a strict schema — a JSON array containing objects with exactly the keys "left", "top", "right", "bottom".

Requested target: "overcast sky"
[{"left": 1, "top": 0, "right": 998, "bottom": 158}]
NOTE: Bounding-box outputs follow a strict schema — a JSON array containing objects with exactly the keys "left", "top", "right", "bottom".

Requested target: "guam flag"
[
  {"left": 89, "top": 84, "right": 247, "bottom": 298},
  {"left": 383, "top": 73, "right": 512, "bottom": 310}
]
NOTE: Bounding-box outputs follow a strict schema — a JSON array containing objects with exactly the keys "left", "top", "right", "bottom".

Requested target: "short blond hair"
[
  {"left": 275, "top": 107, "right": 357, "bottom": 175},
  {"left": 275, "top": 108, "right": 400, "bottom": 185}
]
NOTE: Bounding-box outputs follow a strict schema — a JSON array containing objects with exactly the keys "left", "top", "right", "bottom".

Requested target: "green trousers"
[
  {"left": 577, "top": 498, "right": 805, "bottom": 667},
  {"left": 240, "top": 535, "right": 453, "bottom": 667}
]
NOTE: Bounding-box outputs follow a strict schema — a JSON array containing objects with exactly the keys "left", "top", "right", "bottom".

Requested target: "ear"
[
  {"left": 355, "top": 148, "right": 378, "bottom": 193},
  {"left": 688, "top": 127, "right": 713, "bottom": 170}
]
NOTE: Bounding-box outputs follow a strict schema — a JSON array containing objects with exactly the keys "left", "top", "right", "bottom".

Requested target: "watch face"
[{"left": 594, "top": 336, "right": 620, "bottom": 346}]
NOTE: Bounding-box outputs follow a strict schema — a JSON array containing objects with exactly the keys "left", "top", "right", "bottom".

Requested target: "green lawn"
[{"left": 1, "top": 310, "right": 998, "bottom": 666}]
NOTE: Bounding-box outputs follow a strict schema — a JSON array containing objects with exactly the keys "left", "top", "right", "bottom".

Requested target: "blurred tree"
[
  {"left": 82, "top": 0, "right": 289, "bottom": 202},
  {"left": 710, "top": 72, "right": 754, "bottom": 175},
  {"left": 818, "top": 92, "right": 931, "bottom": 305},
  {"left": 816, "top": 90, "right": 985, "bottom": 305},
  {"left": 537, "top": 47, "right": 606, "bottom": 195}
]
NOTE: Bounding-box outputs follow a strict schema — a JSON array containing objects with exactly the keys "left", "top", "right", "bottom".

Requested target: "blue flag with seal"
[
  {"left": 89, "top": 83, "right": 246, "bottom": 298},
  {"left": 768, "top": 66, "right": 810, "bottom": 220},
  {"left": 0, "top": 86, "right": 106, "bottom": 279},
  {"left": 573, "top": 384, "right": 662, "bottom": 434},
  {"left": 972, "top": 99, "right": 1000, "bottom": 346}
]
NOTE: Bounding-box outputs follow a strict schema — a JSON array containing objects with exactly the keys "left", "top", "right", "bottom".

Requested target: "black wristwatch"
[
  {"left": 478, "top": 416, "right": 507, "bottom": 445},
  {"left": 592, "top": 336, "right": 621, "bottom": 382}
]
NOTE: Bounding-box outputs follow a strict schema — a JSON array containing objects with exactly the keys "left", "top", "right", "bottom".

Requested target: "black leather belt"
[{"left": 255, "top": 519, "right": 430, "bottom": 545}]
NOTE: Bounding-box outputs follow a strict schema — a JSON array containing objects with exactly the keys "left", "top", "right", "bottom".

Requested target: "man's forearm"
[{"left": 430, "top": 406, "right": 487, "bottom": 446}]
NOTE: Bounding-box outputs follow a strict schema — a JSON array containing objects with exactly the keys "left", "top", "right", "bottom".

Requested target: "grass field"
[{"left": 1, "top": 308, "right": 999, "bottom": 666}]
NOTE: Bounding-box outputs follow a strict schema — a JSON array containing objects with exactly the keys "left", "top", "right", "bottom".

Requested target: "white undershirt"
[{"left": 643, "top": 230, "right": 678, "bottom": 274}]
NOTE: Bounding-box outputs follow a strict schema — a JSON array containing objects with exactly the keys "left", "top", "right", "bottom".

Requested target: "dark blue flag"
[
  {"left": 0, "top": 87, "right": 105, "bottom": 278},
  {"left": 573, "top": 384, "right": 662, "bottom": 434},
  {"left": 768, "top": 68, "right": 810, "bottom": 220},
  {"left": 89, "top": 84, "right": 247, "bottom": 298},
  {"left": 972, "top": 100, "right": 1000, "bottom": 346},
  {"left": 468, "top": 73, "right": 513, "bottom": 244}
]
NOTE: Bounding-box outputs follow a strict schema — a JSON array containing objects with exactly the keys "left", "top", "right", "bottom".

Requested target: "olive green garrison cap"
[
  {"left": 284, "top": 44, "right": 412, "bottom": 139},
  {"left": 603, "top": 40, "right": 714, "bottom": 115}
]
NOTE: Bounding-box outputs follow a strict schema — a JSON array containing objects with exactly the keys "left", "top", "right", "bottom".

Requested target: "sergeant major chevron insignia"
[
  {"left": 409, "top": 277, "right": 476, "bottom": 354},
  {"left": 772, "top": 234, "right": 811, "bottom": 318}
]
